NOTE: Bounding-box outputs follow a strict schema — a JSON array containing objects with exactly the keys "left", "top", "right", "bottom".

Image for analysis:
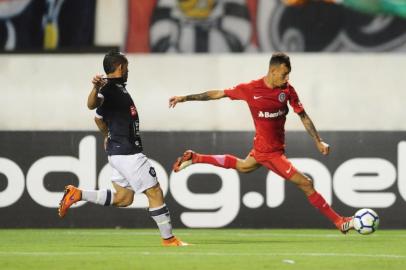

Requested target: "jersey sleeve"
[
  {"left": 95, "top": 106, "right": 105, "bottom": 119},
  {"left": 99, "top": 84, "right": 110, "bottom": 100},
  {"left": 95, "top": 85, "right": 113, "bottom": 119},
  {"left": 224, "top": 82, "right": 250, "bottom": 101},
  {"left": 288, "top": 85, "right": 305, "bottom": 114}
]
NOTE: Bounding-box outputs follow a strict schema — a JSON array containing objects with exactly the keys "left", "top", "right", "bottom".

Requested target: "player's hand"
[
  {"left": 169, "top": 96, "right": 186, "bottom": 108},
  {"left": 92, "top": 74, "right": 107, "bottom": 90},
  {"left": 316, "top": 141, "right": 330, "bottom": 155}
]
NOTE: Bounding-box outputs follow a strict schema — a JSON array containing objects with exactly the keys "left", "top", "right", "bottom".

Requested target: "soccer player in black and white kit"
[{"left": 58, "top": 50, "right": 188, "bottom": 247}]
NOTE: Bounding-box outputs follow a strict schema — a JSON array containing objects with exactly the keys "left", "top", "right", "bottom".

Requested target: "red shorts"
[{"left": 249, "top": 149, "right": 297, "bottom": 179}]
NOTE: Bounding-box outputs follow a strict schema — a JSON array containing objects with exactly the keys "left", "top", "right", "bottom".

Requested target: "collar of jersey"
[{"left": 107, "top": 77, "right": 126, "bottom": 86}]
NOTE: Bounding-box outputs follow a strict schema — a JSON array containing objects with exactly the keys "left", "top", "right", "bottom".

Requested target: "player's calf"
[
  {"left": 148, "top": 203, "right": 189, "bottom": 246},
  {"left": 113, "top": 195, "right": 133, "bottom": 207},
  {"left": 111, "top": 189, "right": 134, "bottom": 207}
]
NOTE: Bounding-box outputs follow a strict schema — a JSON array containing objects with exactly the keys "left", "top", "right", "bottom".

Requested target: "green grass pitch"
[{"left": 1, "top": 229, "right": 405, "bottom": 270}]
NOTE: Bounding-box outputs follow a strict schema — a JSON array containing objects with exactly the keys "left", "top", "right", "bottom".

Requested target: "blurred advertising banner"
[
  {"left": 2, "top": 0, "right": 406, "bottom": 52},
  {"left": 0, "top": 131, "right": 405, "bottom": 229},
  {"left": 0, "top": 0, "right": 95, "bottom": 51},
  {"left": 126, "top": 0, "right": 406, "bottom": 53}
]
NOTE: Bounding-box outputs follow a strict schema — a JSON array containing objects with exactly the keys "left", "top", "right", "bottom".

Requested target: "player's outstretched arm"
[
  {"left": 169, "top": 90, "right": 226, "bottom": 108},
  {"left": 87, "top": 75, "right": 106, "bottom": 110},
  {"left": 298, "top": 111, "right": 330, "bottom": 155}
]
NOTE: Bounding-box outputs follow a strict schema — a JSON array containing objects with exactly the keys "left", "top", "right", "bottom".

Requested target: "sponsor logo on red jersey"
[{"left": 258, "top": 110, "right": 286, "bottom": 119}]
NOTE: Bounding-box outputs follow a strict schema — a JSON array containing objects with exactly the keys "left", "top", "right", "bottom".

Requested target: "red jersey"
[{"left": 224, "top": 78, "right": 304, "bottom": 154}]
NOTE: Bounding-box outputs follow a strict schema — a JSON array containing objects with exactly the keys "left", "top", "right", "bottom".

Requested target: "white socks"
[
  {"left": 81, "top": 189, "right": 114, "bottom": 206},
  {"left": 149, "top": 204, "right": 174, "bottom": 239}
]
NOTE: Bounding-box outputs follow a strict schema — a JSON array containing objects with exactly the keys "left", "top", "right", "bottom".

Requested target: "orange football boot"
[
  {"left": 161, "top": 236, "right": 189, "bottom": 247},
  {"left": 58, "top": 185, "right": 82, "bottom": 218}
]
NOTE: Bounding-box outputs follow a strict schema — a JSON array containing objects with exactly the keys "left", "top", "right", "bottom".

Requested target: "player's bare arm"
[
  {"left": 169, "top": 90, "right": 226, "bottom": 108},
  {"left": 87, "top": 75, "right": 106, "bottom": 110},
  {"left": 94, "top": 117, "right": 109, "bottom": 149},
  {"left": 299, "top": 111, "right": 330, "bottom": 155}
]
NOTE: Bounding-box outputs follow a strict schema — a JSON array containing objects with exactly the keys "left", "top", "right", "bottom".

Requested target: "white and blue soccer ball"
[{"left": 353, "top": 208, "right": 379, "bottom": 235}]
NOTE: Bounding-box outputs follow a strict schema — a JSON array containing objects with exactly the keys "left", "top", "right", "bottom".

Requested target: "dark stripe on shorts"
[
  {"left": 149, "top": 206, "right": 169, "bottom": 216},
  {"left": 104, "top": 190, "right": 111, "bottom": 206}
]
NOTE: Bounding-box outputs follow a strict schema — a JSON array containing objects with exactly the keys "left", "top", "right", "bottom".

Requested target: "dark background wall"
[{"left": 0, "top": 131, "right": 404, "bottom": 229}]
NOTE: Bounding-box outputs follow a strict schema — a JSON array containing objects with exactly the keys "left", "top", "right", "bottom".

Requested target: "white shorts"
[{"left": 108, "top": 153, "right": 158, "bottom": 194}]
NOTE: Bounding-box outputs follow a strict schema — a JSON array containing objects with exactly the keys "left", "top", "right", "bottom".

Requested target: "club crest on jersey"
[
  {"left": 149, "top": 167, "right": 156, "bottom": 177},
  {"left": 278, "top": 92, "right": 286, "bottom": 102}
]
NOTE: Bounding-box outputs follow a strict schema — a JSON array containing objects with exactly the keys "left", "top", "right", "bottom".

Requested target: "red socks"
[
  {"left": 193, "top": 155, "right": 340, "bottom": 224},
  {"left": 193, "top": 154, "right": 237, "bottom": 169},
  {"left": 307, "top": 192, "right": 341, "bottom": 224}
]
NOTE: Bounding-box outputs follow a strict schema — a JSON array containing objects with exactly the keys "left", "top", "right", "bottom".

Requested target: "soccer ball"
[{"left": 353, "top": 208, "right": 379, "bottom": 235}]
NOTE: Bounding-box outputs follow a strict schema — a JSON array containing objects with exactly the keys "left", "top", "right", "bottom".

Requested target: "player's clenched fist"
[
  {"left": 317, "top": 141, "right": 330, "bottom": 155},
  {"left": 169, "top": 96, "right": 186, "bottom": 108}
]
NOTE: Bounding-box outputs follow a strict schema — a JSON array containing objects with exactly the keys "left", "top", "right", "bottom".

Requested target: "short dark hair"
[
  {"left": 103, "top": 49, "right": 128, "bottom": 74},
  {"left": 269, "top": 52, "right": 291, "bottom": 71}
]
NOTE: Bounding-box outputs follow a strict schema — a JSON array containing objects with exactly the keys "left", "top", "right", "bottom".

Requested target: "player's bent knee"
[
  {"left": 122, "top": 196, "right": 134, "bottom": 207},
  {"left": 114, "top": 191, "right": 134, "bottom": 207},
  {"left": 298, "top": 178, "right": 314, "bottom": 191},
  {"left": 115, "top": 196, "right": 133, "bottom": 207},
  {"left": 239, "top": 167, "right": 253, "bottom": 173},
  {"left": 145, "top": 184, "right": 162, "bottom": 197},
  {"left": 236, "top": 164, "right": 255, "bottom": 173}
]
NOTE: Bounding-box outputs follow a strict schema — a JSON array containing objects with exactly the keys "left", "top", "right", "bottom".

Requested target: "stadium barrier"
[{"left": 0, "top": 131, "right": 405, "bottom": 228}]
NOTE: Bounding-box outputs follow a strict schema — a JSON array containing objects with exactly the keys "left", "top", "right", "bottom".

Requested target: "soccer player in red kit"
[{"left": 169, "top": 52, "right": 354, "bottom": 233}]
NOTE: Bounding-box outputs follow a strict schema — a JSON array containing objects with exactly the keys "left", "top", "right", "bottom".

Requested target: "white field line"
[
  {"left": 0, "top": 251, "right": 405, "bottom": 259},
  {"left": 57, "top": 231, "right": 406, "bottom": 238}
]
